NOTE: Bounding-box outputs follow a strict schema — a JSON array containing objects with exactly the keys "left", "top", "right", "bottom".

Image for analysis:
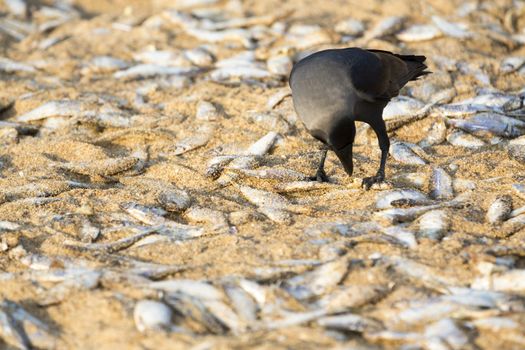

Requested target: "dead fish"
[
  {"left": 374, "top": 201, "right": 460, "bottom": 225},
  {"left": 391, "top": 172, "right": 428, "bottom": 189},
  {"left": 335, "top": 18, "right": 365, "bottom": 36},
  {"left": 239, "top": 186, "right": 292, "bottom": 224},
  {"left": 149, "top": 279, "right": 224, "bottom": 300},
  {"left": 266, "top": 88, "right": 291, "bottom": 109},
  {"left": 424, "top": 318, "right": 469, "bottom": 349},
  {"left": 232, "top": 168, "right": 309, "bottom": 181},
  {"left": 274, "top": 181, "right": 336, "bottom": 193},
  {"left": 134, "top": 300, "right": 173, "bottom": 332},
  {"left": 382, "top": 96, "right": 425, "bottom": 121},
  {"left": 364, "top": 16, "right": 405, "bottom": 40},
  {"left": 458, "top": 92, "right": 522, "bottom": 111},
  {"left": 446, "top": 130, "right": 485, "bottom": 148},
  {"left": 80, "top": 219, "right": 100, "bottom": 243},
  {"left": 64, "top": 226, "right": 163, "bottom": 253},
  {"left": 122, "top": 203, "right": 167, "bottom": 225},
  {"left": 286, "top": 24, "right": 332, "bottom": 49},
  {"left": 262, "top": 309, "right": 329, "bottom": 330},
  {"left": 283, "top": 257, "right": 348, "bottom": 300},
  {"left": 472, "top": 269, "right": 525, "bottom": 293},
  {"left": 224, "top": 285, "right": 258, "bottom": 323},
  {"left": 157, "top": 189, "right": 192, "bottom": 213},
  {"left": 210, "top": 66, "right": 271, "bottom": 81},
  {"left": 196, "top": 101, "right": 220, "bottom": 121},
  {"left": 500, "top": 214, "right": 525, "bottom": 237},
  {"left": 88, "top": 56, "right": 129, "bottom": 73},
  {"left": 418, "top": 209, "right": 449, "bottom": 241},
  {"left": 487, "top": 195, "right": 513, "bottom": 224},
  {"left": 430, "top": 167, "right": 454, "bottom": 200},
  {"left": 184, "top": 47, "right": 215, "bottom": 66},
  {"left": 3, "top": 0, "right": 27, "bottom": 17},
  {"left": 511, "top": 183, "right": 525, "bottom": 200},
  {"left": 205, "top": 155, "right": 239, "bottom": 179},
  {"left": 0, "top": 180, "right": 80, "bottom": 202},
  {"left": 17, "top": 100, "right": 81, "bottom": 122},
  {"left": 431, "top": 16, "right": 472, "bottom": 39},
  {"left": 174, "top": 124, "right": 214, "bottom": 155},
  {"left": 390, "top": 142, "right": 426, "bottom": 165},
  {"left": 381, "top": 225, "right": 418, "bottom": 248},
  {"left": 0, "top": 299, "right": 55, "bottom": 349},
  {"left": 185, "top": 207, "right": 229, "bottom": 233},
  {"left": 420, "top": 120, "right": 447, "bottom": 147},
  {"left": 114, "top": 64, "right": 198, "bottom": 80},
  {"left": 447, "top": 113, "right": 525, "bottom": 138},
  {"left": 396, "top": 24, "right": 442, "bottom": 42},
  {"left": 267, "top": 55, "right": 293, "bottom": 76},
  {"left": 500, "top": 57, "right": 525, "bottom": 74},
  {"left": 186, "top": 27, "right": 254, "bottom": 49},
  {"left": 0, "top": 57, "right": 35, "bottom": 73},
  {"left": 376, "top": 189, "right": 431, "bottom": 209},
  {"left": 317, "top": 314, "right": 383, "bottom": 333},
  {"left": 52, "top": 156, "right": 139, "bottom": 177},
  {"left": 201, "top": 299, "right": 247, "bottom": 334}
]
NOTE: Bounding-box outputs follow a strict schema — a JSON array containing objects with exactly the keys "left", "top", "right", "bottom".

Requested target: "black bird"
[{"left": 289, "top": 47, "right": 430, "bottom": 189}]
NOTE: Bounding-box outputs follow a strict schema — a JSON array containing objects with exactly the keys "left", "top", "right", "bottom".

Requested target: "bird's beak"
[{"left": 334, "top": 143, "right": 353, "bottom": 176}]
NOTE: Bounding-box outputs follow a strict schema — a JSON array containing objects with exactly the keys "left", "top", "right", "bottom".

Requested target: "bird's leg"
[
  {"left": 309, "top": 145, "right": 329, "bottom": 182},
  {"left": 362, "top": 120, "right": 390, "bottom": 190}
]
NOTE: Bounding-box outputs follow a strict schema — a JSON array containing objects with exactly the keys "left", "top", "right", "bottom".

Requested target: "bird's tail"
[{"left": 397, "top": 54, "right": 431, "bottom": 80}]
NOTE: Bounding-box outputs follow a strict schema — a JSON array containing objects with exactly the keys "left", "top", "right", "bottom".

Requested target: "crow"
[{"left": 289, "top": 47, "right": 430, "bottom": 189}]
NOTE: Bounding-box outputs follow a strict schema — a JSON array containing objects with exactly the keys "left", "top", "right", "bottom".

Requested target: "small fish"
[
  {"left": 283, "top": 257, "right": 348, "bottom": 300},
  {"left": 89, "top": 56, "right": 129, "bottom": 72},
  {"left": 364, "top": 16, "right": 405, "bottom": 40},
  {"left": 185, "top": 207, "right": 230, "bottom": 233},
  {"left": 317, "top": 314, "right": 383, "bottom": 333},
  {"left": 286, "top": 24, "right": 332, "bottom": 49},
  {"left": 500, "top": 214, "right": 525, "bottom": 237},
  {"left": 186, "top": 27, "right": 254, "bottom": 48},
  {"left": 382, "top": 96, "right": 425, "bottom": 121},
  {"left": 210, "top": 66, "right": 271, "bottom": 81},
  {"left": 500, "top": 57, "right": 525, "bottom": 74},
  {"left": 149, "top": 279, "right": 224, "bottom": 300},
  {"left": 173, "top": 124, "right": 214, "bottom": 155},
  {"left": 134, "top": 300, "right": 173, "bottom": 332},
  {"left": 448, "top": 113, "right": 525, "bottom": 138},
  {"left": 64, "top": 226, "right": 163, "bottom": 253},
  {"left": 472, "top": 269, "right": 525, "bottom": 293},
  {"left": 184, "top": 47, "right": 215, "bottom": 66},
  {"left": 274, "top": 181, "right": 335, "bottom": 193},
  {"left": 487, "top": 195, "right": 513, "bottom": 224},
  {"left": 267, "top": 55, "right": 292, "bottom": 76},
  {"left": 396, "top": 24, "right": 442, "bottom": 42},
  {"left": 114, "top": 64, "right": 198, "bottom": 80},
  {"left": 17, "top": 100, "right": 81, "bottom": 122},
  {"left": 224, "top": 285, "right": 258, "bottom": 323},
  {"left": 431, "top": 16, "right": 472, "bottom": 39},
  {"left": 0, "top": 57, "right": 35, "bottom": 73},
  {"left": 424, "top": 318, "right": 469, "bottom": 349},
  {"left": 266, "top": 88, "right": 291, "bottom": 109},
  {"left": 232, "top": 168, "right": 309, "bottom": 181},
  {"left": 53, "top": 156, "right": 139, "bottom": 177},
  {"left": 374, "top": 201, "right": 460, "bottom": 225},
  {"left": 390, "top": 142, "right": 426, "bottom": 165},
  {"left": 446, "top": 130, "right": 485, "bottom": 148},
  {"left": 196, "top": 101, "right": 220, "bottom": 121},
  {"left": 157, "top": 189, "right": 192, "bottom": 213},
  {"left": 511, "top": 183, "right": 525, "bottom": 200},
  {"left": 376, "top": 189, "right": 432, "bottom": 209},
  {"left": 430, "top": 167, "right": 454, "bottom": 200},
  {"left": 381, "top": 225, "right": 418, "bottom": 248},
  {"left": 418, "top": 209, "right": 449, "bottom": 241},
  {"left": 420, "top": 120, "right": 447, "bottom": 147},
  {"left": 335, "top": 18, "right": 365, "bottom": 36}
]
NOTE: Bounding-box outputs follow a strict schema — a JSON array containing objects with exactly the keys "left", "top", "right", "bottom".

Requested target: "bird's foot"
[
  {"left": 361, "top": 173, "right": 385, "bottom": 190},
  {"left": 309, "top": 169, "right": 329, "bottom": 183}
]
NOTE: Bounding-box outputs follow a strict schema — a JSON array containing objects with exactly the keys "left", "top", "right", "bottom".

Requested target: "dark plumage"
[{"left": 289, "top": 47, "right": 430, "bottom": 188}]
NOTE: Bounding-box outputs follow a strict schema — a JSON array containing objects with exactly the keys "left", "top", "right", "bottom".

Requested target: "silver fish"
[
  {"left": 134, "top": 300, "right": 173, "bottom": 332},
  {"left": 17, "top": 100, "right": 81, "bottom": 122},
  {"left": 448, "top": 113, "right": 525, "bottom": 138},
  {"left": 446, "top": 130, "right": 485, "bottom": 148},
  {"left": 374, "top": 201, "right": 460, "bottom": 225},
  {"left": 149, "top": 279, "right": 224, "bottom": 300},
  {"left": 317, "top": 314, "right": 383, "bottom": 333},
  {"left": 266, "top": 88, "right": 291, "bottom": 109},
  {"left": 390, "top": 142, "right": 427, "bottom": 165},
  {"left": 364, "top": 16, "right": 405, "bottom": 40},
  {"left": 157, "top": 189, "right": 192, "bottom": 213},
  {"left": 335, "top": 18, "right": 365, "bottom": 36},
  {"left": 196, "top": 101, "right": 220, "bottom": 121},
  {"left": 487, "top": 195, "right": 513, "bottom": 224},
  {"left": 431, "top": 16, "right": 472, "bottom": 39},
  {"left": 232, "top": 168, "right": 309, "bottom": 181},
  {"left": 418, "top": 209, "right": 449, "bottom": 241},
  {"left": 382, "top": 96, "right": 425, "bottom": 121},
  {"left": 396, "top": 24, "right": 442, "bottom": 42},
  {"left": 174, "top": 124, "right": 215, "bottom": 155},
  {"left": 283, "top": 257, "right": 348, "bottom": 300},
  {"left": 114, "top": 64, "right": 198, "bottom": 80},
  {"left": 382, "top": 225, "right": 418, "bottom": 248},
  {"left": 430, "top": 167, "right": 454, "bottom": 200},
  {"left": 376, "top": 189, "right": 432, "bottom": 209},
  {"left": 185, "top": 207, "right": 230, "bottom": 233},
  {"left": 184, "top": 47, "right": 215, "bottom": 66},
  {"left": 52, "top": 156, "right": 139, "bottom": 177},
  {"left": 420, "top": 120, "right": 447, "bottom": 147},
  {"left": 500, "top": 57, "right": 525, "bottom": 74},
  {"left": 472, "top": 269, "right": 525, "bottom": 293},
  {"left": 0, "top": 57, "right": 35, "bottom": 73}
]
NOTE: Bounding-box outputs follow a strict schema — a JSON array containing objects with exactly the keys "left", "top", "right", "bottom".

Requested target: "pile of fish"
[{"left": 1, "top": 0, "right": 525, "bottom": 348}]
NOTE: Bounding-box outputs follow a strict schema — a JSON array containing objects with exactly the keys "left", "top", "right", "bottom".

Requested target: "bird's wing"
[{"left": 347, "top": 49, "right": 429, "bottom": 101}]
